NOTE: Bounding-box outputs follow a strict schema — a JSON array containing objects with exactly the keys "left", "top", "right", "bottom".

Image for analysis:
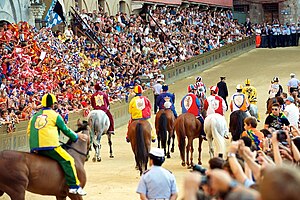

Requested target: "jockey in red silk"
[
  {"left": 156, "top": 84, "right": 178, "bottom": 118},
  {"left": 91, "top": 83, "right": 115, "bottom": 134},
  {"left": 126, "top": 85, "right": 156, "bottom": 143},
  {"left": 204, "top": 86, "right": 226, "bottom": 116},
  {"left": 181, "top": 84, "right": 206, "bottom": 140}
]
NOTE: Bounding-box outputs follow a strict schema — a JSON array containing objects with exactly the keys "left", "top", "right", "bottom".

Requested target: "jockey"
[
  {"left": 126, "top": 85, "right": 156, "bottom": 143},
  {"left": 194, "top": 76, "right": 206, "bottom": 99},
  {"left": 181, "top": 84, "right": 206, "bottom": 140},
  {"left": 203, "top": 86, "right": 226, "bottom": 116},
  {"left": 27, "top": 93, "right": 87, "bottom": 196},
  {"left": 156, "top": 84, "right": 178, "bottom": 118},
  {"left": 91, "top": 83, "right": 114, "bottom": 135},
  {"left": 230, "top": 84, "right": 250, "bottom": 116},
  {"left": 242, "top": 79, "right": 260, "bottom": 121}
]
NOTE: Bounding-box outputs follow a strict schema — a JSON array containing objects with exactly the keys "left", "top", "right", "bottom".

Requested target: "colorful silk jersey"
[
  {"left": 242, "top": 86, "right": 257, "bottom": 104},
  {"left": 156, "top": 92, "right": 175, "bottom": 109},
  {"left": 91, "top": 91, "right": 109, "bottom": 112},
  {"left": 204, "top": 95, "right": 226, "bottom": 116},
  {"left": 27, "top": 108, "right": 78, "bottom": 151},
  {"left": 230, "top": 92, "right": 249, "bottom": 112},
  {"left": 181, "top": 93, "right": 201, "bottom": 116},
  {"left": 129, "top": 95, "right": 152, "bottom": 120}
]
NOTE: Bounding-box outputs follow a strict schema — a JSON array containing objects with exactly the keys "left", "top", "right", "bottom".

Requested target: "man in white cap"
[
  {"left": 284, "top": 96, "right": 299, "bottom": 127},
  {"left": 152, "top": 78, "right": 163, "bottom": 114},
  {"left": 287, "top": 73, "right": 300, "bottom": 95},
  {"left": 136, "top": 148, "right": 178, "bottom": 200}
]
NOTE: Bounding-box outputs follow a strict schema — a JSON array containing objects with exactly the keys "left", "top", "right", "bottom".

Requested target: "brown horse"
[
  {"left": 174, "top": 113, "right": 203, "bottom": 167},
  {"left": 128, "top": 120, "right": 152, "bottom": 175},
  {"left": 0, "top": 121, "right": 90, "bottom": 200},
  {"left": 155, "top": 109, "right": 175, "bottom": 158},
  {"left": 266, "top": 96, "right": 284, "bottom": 114},
  {"left": 229, "top": 110, "right": 248, "bottom": 141}
]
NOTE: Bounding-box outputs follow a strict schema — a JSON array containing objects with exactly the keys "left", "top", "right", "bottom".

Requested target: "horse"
[
  {"left": 266, "top": 96, "right": 284, "bottom": 114},
  {"left": 87, "top": 110, "right": 112, "bottom": 162},
  {"left": 229, "top": 110, "right": 248, "bottom": 141},
  {"left": 128, "top": 120, "right": 152, "bottom": 175},
  {"left": 174, "top": 113, "right": 203, "bottom": 167},
  {"left": 249, "top": 104, "right": 259, "bottom": 120},
  {"left": 204, "top": 113, "right": 228, "bottom": 158},
  {"left": 0, "top": 120, "right": 90, "bottom": 200},
  {"left": 155, "top": 109, "right": 175, "bottom": 158}
]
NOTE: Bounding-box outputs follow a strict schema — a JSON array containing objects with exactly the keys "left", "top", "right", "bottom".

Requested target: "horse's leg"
[
  {"left": 56, "top": 196, "right": 67, "bottom": 200},
  {"left": 96, "top": 134, "right": 102, "bottom": 162},
  {"left": 198, "top": 137, "right": 203, "bottom": 165},
  {"left": 189, "top": 139, "right": 194, "bottom": 168},
  {"left": 157, "top": 130, "right": 161, "bottom": 148},
  {"left": 171, "top": 133, "right": 175, "bottom": 153},
  {"left": 208, "top": 137, "right": 214, "bottom": 159},
  {"left": 68, "top": 194, "right": 83, "bottom": 200},
  {"left": 186, "top": 138, "right": 191, "bottom": 167},
  {"left": 107, "top": 133, "right": 114, "bottom": 158},
  {"left": 178, "top": 135, "right": 186, "bottom": 166},
  {"left": 6, "top": 187, "right": 26, "bottom": 200},
  {"left": 166, "top": 131, "right": 171, "bottom": 158}
]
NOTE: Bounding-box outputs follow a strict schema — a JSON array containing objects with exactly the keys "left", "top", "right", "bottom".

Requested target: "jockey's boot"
[
  {"left": 69, "top": 187, "right": 87, "bottom": 196},
  {"left": 151, "top": 135, "right": 156, "bottom": 143},
  {"left": 197, "top": 116, "right": 207, "bottom": 141},
  {"left": 126, "top": 136, "right": 130, "bottom": 143}
]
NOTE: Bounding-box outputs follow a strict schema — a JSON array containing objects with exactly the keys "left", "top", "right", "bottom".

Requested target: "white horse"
[
  {"left": 249, "top": 104, "right": 259, "bottom": 121},
  {"left": 87, "top": 110, "right": 112, "bottom": 162},
  {"left": 204, "top": 113, "right": 229, "bottom": 158}
]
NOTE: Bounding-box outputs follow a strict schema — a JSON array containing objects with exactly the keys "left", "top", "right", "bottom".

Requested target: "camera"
[{"left": 277, "top": 130, "right": 288, "bottom": 145}]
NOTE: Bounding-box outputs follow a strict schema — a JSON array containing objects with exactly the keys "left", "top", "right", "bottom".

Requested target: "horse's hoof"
[
  {"left": 92, "top": 157, "right": 96, "bottom": 162},
  {"left": 181, "top": 162, "right": 186, "bottom": 167},
  {"left": 187, "top": 165, "right": 193, "bottom": 169},
  {"left": 171, "top": 148, "right": 174, "bottom": 153},
  {"left": 167, "top": 154, "right": 171, "bottom": 159},
  {"left": 110, "top": 155, "right": 114, "bottom": 158},
  {"left": 97, "top": 158, "right": 101, "bottom": 162},
  {"left": 135, "top": 166, "right": 139, "bottom": 170},
  {"left": 198, "top": 161, "right": 202, "bottom": 165}
]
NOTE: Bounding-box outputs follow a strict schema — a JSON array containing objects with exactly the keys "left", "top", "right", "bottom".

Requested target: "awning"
[
  {"left": 187, "top": 0, "right": 233, "bottom": 7},
  {"left": 132, "top": 0, "right": 182, "bottom": 5}
]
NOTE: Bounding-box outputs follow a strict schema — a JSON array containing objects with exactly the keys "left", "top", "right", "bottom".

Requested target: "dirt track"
[{"left": 2, "top": 47, "right": 300, "bottom": 200}]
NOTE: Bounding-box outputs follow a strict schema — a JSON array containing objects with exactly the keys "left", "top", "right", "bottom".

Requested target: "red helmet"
[
  {"left": 95, "top": 83, "right": 101, "bottom": 91},
  {"left": 187, "top": 84, "right": 195, "bottom": 92},
  {"left": 210, "top": 86, "right": 219, "bottom": 94},
  {"left": 134, "top": 85, "right": 143, "bottom": 94}
]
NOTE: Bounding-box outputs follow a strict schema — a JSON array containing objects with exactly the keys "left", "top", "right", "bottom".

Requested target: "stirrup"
[{"left": 69, "top": 187, "right": 87, "bottom": 196}]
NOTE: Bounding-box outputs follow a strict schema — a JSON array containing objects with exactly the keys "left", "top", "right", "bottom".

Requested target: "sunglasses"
[{"left": 272, "top": 108, "right": 279, "bottom": 111}]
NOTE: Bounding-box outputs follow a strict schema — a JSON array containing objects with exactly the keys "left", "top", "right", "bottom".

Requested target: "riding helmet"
[
  {"left": 245, "top": 79, "right": 251, "bottom": 85},
  {"left": 210, "top": 86, "right": 219, "bottom": 94},
  {"left": 134, "top": 85, "right": 143, "bottom": 94},
  {"left": 236, "top": 84, "right": 243, "bottom": 90},
  {"left": 41, "top": 93, "right": 57, "bottom": 107},
  {"left": 273, "top": 76, "right": 279, "bottom": 83},
  {"left": 162, "top": 84, "right": 168, "bottom": 91},
  {"left": 187, "top": 84, "right": 195, "bottom": 92},
  {"left": 195, "top": 76, "right": 202, "bottom": 82}
]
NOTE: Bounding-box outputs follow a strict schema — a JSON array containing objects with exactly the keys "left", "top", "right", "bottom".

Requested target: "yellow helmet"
[
  {"left": 245, "top": 79, "right": 251, "bottom": 85},
  {"left": 41, "top": 93, "right": 57, "bottom": 107},
  {"left": 236, "top": 84, "right": 243, "bottom": 90}
]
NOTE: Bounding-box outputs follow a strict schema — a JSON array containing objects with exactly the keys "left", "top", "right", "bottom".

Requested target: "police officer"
[
  {"left": 136, "top": 148, "right": 178, "bottom": 200},
  {"left": 217, "top": 76, "right": 229, "bottom": 110}
]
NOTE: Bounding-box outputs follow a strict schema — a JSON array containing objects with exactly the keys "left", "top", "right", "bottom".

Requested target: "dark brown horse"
[
  {"left": 0, "top": 121, "right": 90, "bottom": 200},
  {"left": 266, "top": 96, "right": 284, "bottom": 114},
  {"left": 128, "top": 120, "right": 152, "bottom": 175},
  {"left": 174, "top": 113, "right": 203, "bottom": 167},
  {"left": 229, "top": 110, "right": 248, "bottom": 141},
  {"left": 155, "top": 109, "right": 175, "bottom": 158}
]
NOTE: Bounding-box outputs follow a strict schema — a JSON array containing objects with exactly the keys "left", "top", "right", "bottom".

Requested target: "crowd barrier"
[{"left": 0, "top": 36, "right": 255, "bottom": 151}]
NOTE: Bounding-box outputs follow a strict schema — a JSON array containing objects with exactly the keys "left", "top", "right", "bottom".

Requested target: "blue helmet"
[{"left": 162, "top": 84, "right": 168, "bottom": 91}]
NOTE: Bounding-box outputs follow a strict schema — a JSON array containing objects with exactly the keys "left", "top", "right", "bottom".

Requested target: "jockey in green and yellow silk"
[{"left": 27, "top": 93, "right": 87, "bottom": 196}]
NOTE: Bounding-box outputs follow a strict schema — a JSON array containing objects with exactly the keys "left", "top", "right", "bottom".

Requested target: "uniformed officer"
[
  {"left": 136, "top": 148, "right": 178, "bottom": 200},
  {"left": 217, "top": 76, "right": 229, "bottom": 110}
]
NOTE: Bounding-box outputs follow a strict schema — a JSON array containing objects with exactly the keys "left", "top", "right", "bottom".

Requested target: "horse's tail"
[
  {"left": 159, "top": 112, "right": 167, "bottom": 149},
  {"left": 0, "top": 190, "right": 3, "bottom": 197},
  {"left": 136, "top": 122, "right": 147, "bottom": 171}
]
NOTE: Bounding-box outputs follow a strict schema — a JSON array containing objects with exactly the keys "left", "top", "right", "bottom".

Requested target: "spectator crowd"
[{"left": 0, "top": 6, "right": 250, "bottom": 129}]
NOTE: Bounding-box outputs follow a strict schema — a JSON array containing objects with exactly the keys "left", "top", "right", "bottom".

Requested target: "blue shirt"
[{"left": 136, "top": 166, "right": 178, "bottom": 199}]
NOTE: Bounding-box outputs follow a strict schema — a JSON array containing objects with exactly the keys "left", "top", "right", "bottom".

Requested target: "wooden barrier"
[{"left": 0, "top": 37, "right": 255, "bottom": 151}]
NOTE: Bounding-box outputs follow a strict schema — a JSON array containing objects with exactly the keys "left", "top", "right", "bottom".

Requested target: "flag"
[{"left": 44, "top": 0, "right": 66, "bottom": 28}]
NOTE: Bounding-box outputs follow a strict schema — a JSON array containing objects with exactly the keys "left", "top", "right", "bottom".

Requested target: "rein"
[{"left": 60, "top": 142, "right": 89, "bottom": 157}]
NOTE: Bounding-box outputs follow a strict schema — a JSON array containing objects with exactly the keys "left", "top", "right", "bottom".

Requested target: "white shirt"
[{"left": 284, "top": 103, "right": 299, "bottom": 127}]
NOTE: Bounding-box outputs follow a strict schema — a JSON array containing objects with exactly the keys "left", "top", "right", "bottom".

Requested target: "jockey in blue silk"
[{"left": 156, "top": 84, "right": 178, "bottom": 118}]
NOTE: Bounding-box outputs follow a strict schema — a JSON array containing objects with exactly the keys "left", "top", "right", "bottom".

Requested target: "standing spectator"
[
  {"left": 152, "top": 78, "right": 163, "bottom": 114},
  {"left": 284, "top": 96, "right": 299, "bottom": 127},
  {"left": 217, "top": 76, "right": 228, "bottom": 110},
  {"left": 287, "top": 73, "right": 300, "bottom": 94},
  {"left": 91, "top": 83, "right": 115, "bottom": 134},
  {"left": 136, "top": 148, "right": 178, "bottom": 200},
  {"left": 264, "top": 103, "right": 290, "bottom": 130},
  {"left": 203, "top": 86, "right": 226, "bottom": 116}
]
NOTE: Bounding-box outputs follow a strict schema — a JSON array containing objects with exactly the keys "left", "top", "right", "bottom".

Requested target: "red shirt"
[{"left": 91, "top": 91, "right": 110, "bottom": 112}]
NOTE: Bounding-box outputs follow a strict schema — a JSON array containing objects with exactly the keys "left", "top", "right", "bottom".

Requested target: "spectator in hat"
[
  {"left": 152, "top": 78, "right": 163, "bottom": 114},
  {"left": 136, "top": 148, "right": 178, "bottom": 200},
  {"left": 287, "top": 73, "right": 299, "bottom": 95},
  {"left": 91, "top": 83, "right": 115, "bottom": 135},
  {"left": 217, "top": 76, "right": 228, "bottom": 110},
  {"left": 156, "top": 84, "right": 178, "bottom": 118},
  {"left": 284, "top": 96, "right": 299, "bottom": 127}
]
